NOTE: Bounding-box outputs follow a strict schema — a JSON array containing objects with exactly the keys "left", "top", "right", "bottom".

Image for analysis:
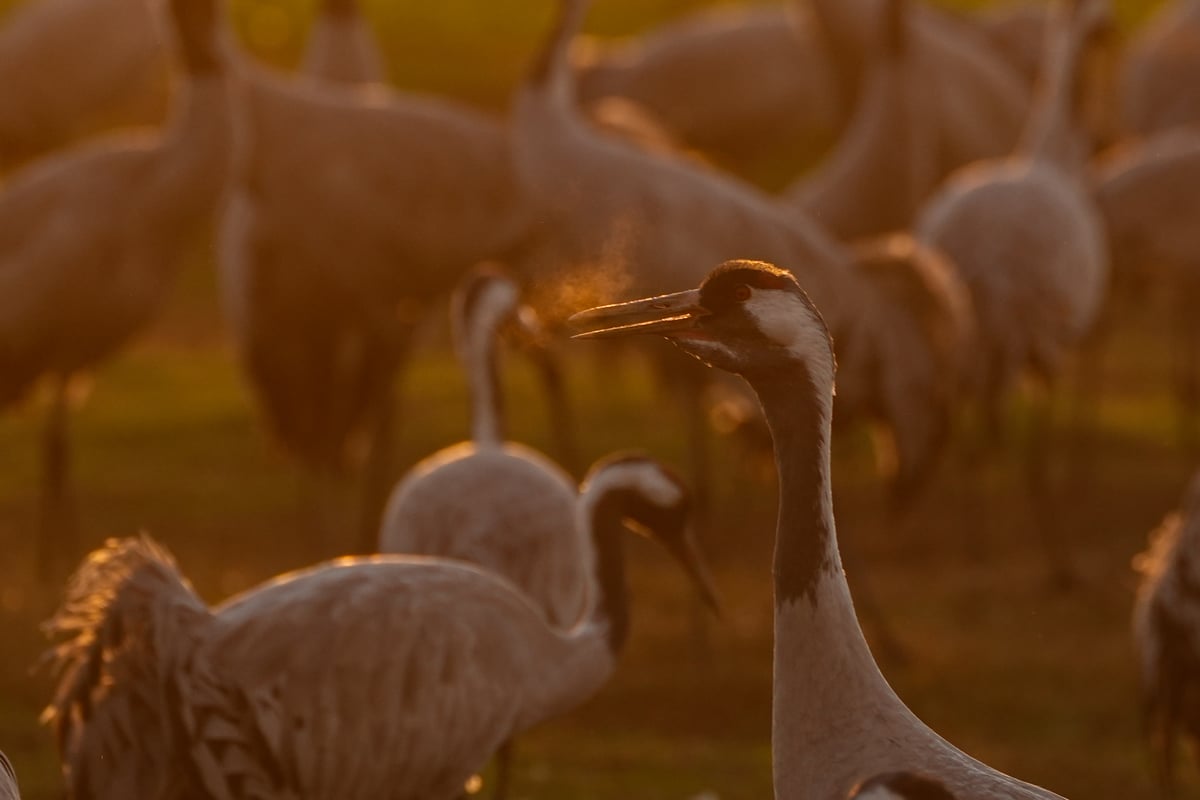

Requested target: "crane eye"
[{"left": 733, "top": 285, "right": 752, "bottom": 302}]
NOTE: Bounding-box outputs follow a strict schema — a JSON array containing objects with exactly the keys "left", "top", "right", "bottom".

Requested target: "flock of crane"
[{"left": 3, "top": 0, "right": 1200, "bottom": 796}]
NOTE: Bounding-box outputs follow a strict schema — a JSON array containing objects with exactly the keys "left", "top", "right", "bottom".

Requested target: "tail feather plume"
[
  {"left": 41, "top": 535, "right": 210, "bottom": 796},
  {"left": 0, "top": 749, "right": 18, "bottom": 800}
]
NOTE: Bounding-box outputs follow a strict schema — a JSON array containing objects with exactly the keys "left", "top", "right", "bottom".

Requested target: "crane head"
[
  {"left": 584, "top": 454, "right": 721, "bottom": 616},
  {"left": 570, "top": 259, "right": 834, "bottom": 384}
]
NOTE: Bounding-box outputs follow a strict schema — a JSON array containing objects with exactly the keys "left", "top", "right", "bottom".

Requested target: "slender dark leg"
[
  {"left": 1023, "top": 383, "right": 1076, "bottom": 589},
  {"left": 37, "top": 373, "right": 77, "bottom": 582},
  {"left": 1171, "top": 281, "right": 1200, "bottom": 451},
  {"left": 297, "top": 469, "right": 341, "bottom": 558},
  {"left": 957, "top": 381, "right": 1001, "bottom": 564},
  {"left": 355, "top": 376, "right": 397, "bottom": 555},
  {"left": 490, "top": 738, "right": 514, "bottom": 800},
  {"left": 682, "top": 382, "right": 712, "bottom": 521},
  {"left": 1066, "top": 324, "right": 1108, "bottom": 491},
  {"left": 1146, "top": 678, "right": 1179, "bottom": 800},
  {"left": 678, "top": 379, "right": 717, "bottom": 656},
  {"left": 527, "top": 345, "right": 580, "bottom": 476}
]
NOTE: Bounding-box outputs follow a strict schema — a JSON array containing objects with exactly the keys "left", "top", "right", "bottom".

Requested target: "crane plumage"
[
  {"left": 385, "top": 448, "right": 708, "bottom": 799},
  {"left": 1133, "top": 469, "right": 1200, "bottom": 795},
  {"left": 1094, "top": 128, "right": 1200, "bottom": 435},
  {"left": 572, "top": 0, "right": 1029, "bottom": 179},
  {"left": 833, "top": 235, "right": 973, "bottom": 508},
  {"left": 513, "top": 0, "right": 860, "bottom": 325},
  {"left": 0, "top": 0, "right": 164, "bottom": 170},
  {"left": 1121, "top": 0, "right": 1200, "bottom": 137},
  {"left": 217, "top": 10, "right": 544, "bottom": 551},
  {"left": 784, "top": 0, "right": 941, "bottom": 242},
  {"left": 850, "top": 771, "right": 957, "bottom": 800},
  {"left": 44, "top": 456, "right": 714, "bottom": 800},
  {"left": 517, "top": 0, "right": 980, "bottom": 513},
  {"left": 972, "top": 2, "right": 1049, "bottom": 87},
  {"left": 1095, "top": 129, "right": 1200, "bottom": 292},
  {"left": 916, "top": 0, "right": 1111, "bottom": 413},
  {"left": 571, "top": 4, "right": 840, "bottom": 167},
  {"left": 513, "top": 0, "right": 881, "bottom": 516},
  {"left": 381, "top": 267, "right": 586, "bottom": 627},
  {"left": 219, "top": 40, "right": 530, "bottom": 480},
  {"left": 301, "top": 0, "right": 386, "bottom": 86},
  {"left": 805, "top": 0, "right": 1030, "bottom": 177},
  {"left": 570, "top": 259, "right": 1064, "bottom": 799},
  {"left": 0, "top": 750, "right": 18, "bottom": 800},
  {"left": 0, "top": 0, "right": 231, "bottom": 577}
]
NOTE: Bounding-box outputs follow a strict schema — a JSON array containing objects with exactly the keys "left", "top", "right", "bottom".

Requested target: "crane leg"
[
  {"left": 681, "top": 382, "right": 712, "bottom": 521},
  {"left": 1065, "top": 323, "right": 1107, "bottom": 491},
  {"left": 355, "top": 376, "right": 398, "bottom": 555},
  {"left": 955, "top": 387, "right": 1000, "bottom": 564},
  {"left": 681, "top": 383, "right": 717, "bottom": 657},
  {"left": 527, "top": 343, "right": 581, "bottom": 476},
  {"left": 490, "top": 738, "right": 515, "bottom": 800},
  {"left": 297, "top": 469, "right": 342, "bottom": 557},
  {"left": 1023, "top": 385, "right": 1076, "bottom": 590},
  {"left": 1170, "top": 282, "right": 1200, "bottom": 451},
  {"left": 37, "top": 374, "right": 77, "bottom": 582},
  {"left": 1149, "top": 678, "right": 1180, "bottom": 800}
]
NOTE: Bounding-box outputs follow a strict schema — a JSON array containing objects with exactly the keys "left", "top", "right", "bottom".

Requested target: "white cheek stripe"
[
  {"left": 743, "top": 291, "right": 835, "bottom": 394},
  {"left": 584, "top": 461, "right": 682, "bottom": 507}
]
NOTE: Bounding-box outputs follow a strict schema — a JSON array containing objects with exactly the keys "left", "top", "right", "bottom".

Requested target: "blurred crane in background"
[
  {"left": 218, "top": 0, "right": 538, "bottom": 550},
  {"left": 0, "top": 0, "right": 164, "bottom": 171},
  {"left": 302, "top": 0, "right": 386, "bottom": 86},
  {"left": 915, "top": 0, "right": 1115, "bottom": 585},
  {"left": 1121, "top": 0, "right": 1200, "bottom": 137},
  {"left": 1133, "top": 469, "right": 1200, "bottom": 797},
  {"left": 0, "top": 0, "right": 231, "bottom": 578}
]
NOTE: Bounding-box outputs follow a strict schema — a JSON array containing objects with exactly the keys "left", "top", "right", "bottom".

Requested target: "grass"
[{"left": 0, "top": 0, "right": 1192, "bottom": 797}]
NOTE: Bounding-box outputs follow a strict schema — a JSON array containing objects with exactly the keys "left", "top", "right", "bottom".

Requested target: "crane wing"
[{"left": 185, "top": 558, "right": 581, "bottom": 800}]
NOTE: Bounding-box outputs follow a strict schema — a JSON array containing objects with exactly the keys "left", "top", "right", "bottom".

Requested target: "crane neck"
[
  {"left": 321, "top": 0, "right": 362, "bottom": 20},
  {"left": 748, "top": 364, "right": 920, "bottom": 797},
  {"left": 304, "top": 0, "right": 385, "bottom": 84},
  {"left": 576, "top": 485, "right": 633, "bottom": 655},
  {"left": 463, "top": 313, "right": 506, "bottom": 447},
  {"left": 150, "top": 74, "right": 233, "bottom": 246},
  {"left": 514, "top": 480, "right": 629, "bottom": 733},
  {"left": 526, "top": 0, "right": 591, "bottom": 110},
  {"left": 750, "top": 366, "right": 840, "bottom": 607},
  {"left": 162, "top": 72, "right": 231, "bottom": 148},
  {"left": 165, "top": 0, "right": 226, "bottom": 78},
  {"left": 807, "top": 0, "right": 872, "bottom": 114},
  {"left": 1020, "top": 4, "right": 1096, "bottom": 173}
]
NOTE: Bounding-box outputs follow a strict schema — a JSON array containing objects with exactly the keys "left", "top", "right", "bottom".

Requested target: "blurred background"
[{"left": 0, "top": 0, "right": 1192, "bottom": 797}]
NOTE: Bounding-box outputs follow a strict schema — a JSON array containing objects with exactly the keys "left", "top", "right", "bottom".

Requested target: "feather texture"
[{"left": 1133, "top": 471, "right": 1200, "bottom": 793}]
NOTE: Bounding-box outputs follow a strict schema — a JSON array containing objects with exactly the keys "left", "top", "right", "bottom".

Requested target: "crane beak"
[
  {"left": 673, "top": 527, "right": 723, "bottom": 619},
  {"left": 568, "top": 289, "right": 709, "bottom": 339}
]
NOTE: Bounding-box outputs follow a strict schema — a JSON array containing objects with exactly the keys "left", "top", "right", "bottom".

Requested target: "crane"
[{"left": 571, "top": 259, "right": 1065, "bottom": 799}]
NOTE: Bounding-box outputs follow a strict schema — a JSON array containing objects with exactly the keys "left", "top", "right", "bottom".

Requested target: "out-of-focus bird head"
[
  {"left": 584, "top": 454, "right": 720, "bottom": 616},
  {"left": 452, "top": 264, "right": 545, "bottom": 358}
]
